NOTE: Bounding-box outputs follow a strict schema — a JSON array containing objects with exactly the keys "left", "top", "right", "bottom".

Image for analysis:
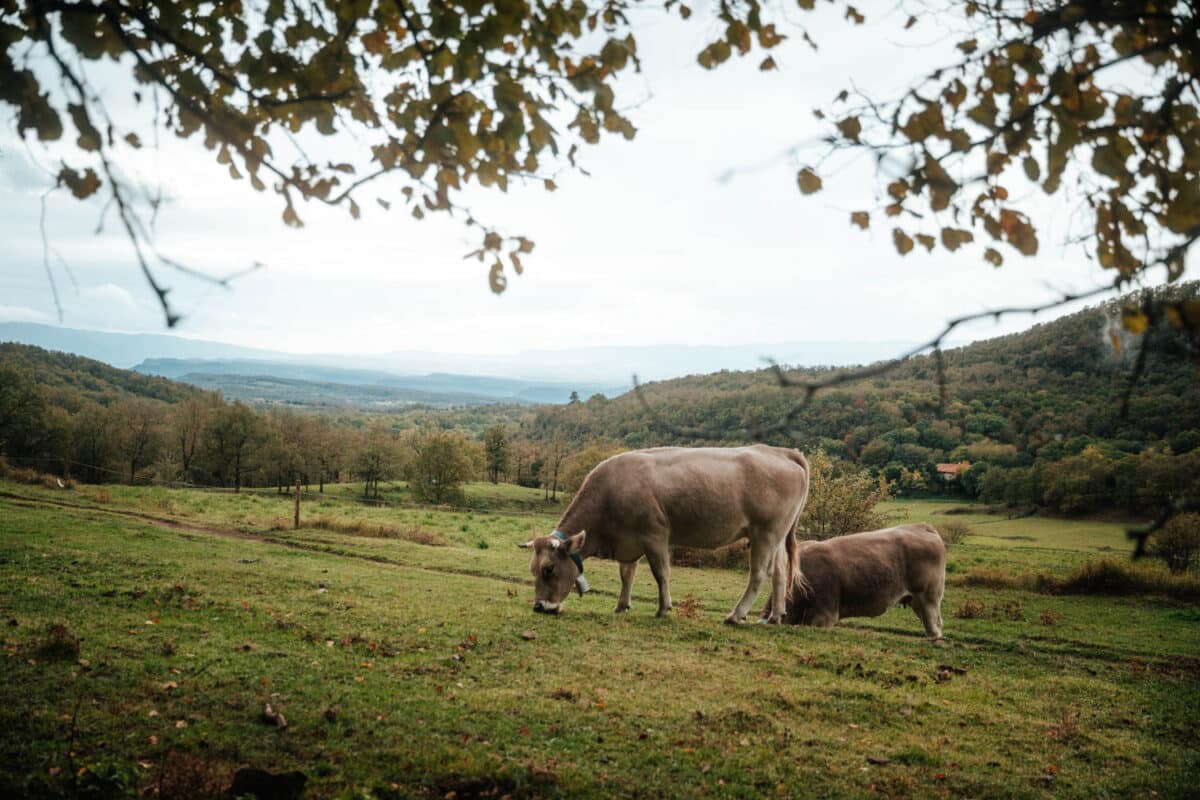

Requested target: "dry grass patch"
[
  {"left": 1039, "top": 609, "right": 1063, "bottom": 626},
  {"left": 954, "top": 559, "right": 1200, "bottom": 602},
  {"left": 674, "top": 594, "right": 705, "bottom": 620},
  {"left": 953, "top": 599, "right": 1023, "bottom": 621},
  {"left": 0, "top": 461, "right": 74, "bottom": 490},
  {"left": 306, "top": 515, "right": 449, "bottom": 546},
  {"left": 266, "top": 514, "right": 451, "bottom": 546}
]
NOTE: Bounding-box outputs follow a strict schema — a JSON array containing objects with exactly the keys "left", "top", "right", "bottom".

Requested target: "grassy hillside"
[
  {"left": 1, "top": 480, "right": 1196, "bottom": 798},
  {"left": 532, "top": 286, "right": 1200, "bottom": 452},
  {"left": 0, "top": 342, "right": 199, "bottom": 408}
]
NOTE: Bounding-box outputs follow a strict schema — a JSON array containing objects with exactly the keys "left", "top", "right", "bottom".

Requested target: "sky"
[{"left": 0, "top": 3, "right": 1174, "bottom": 368}]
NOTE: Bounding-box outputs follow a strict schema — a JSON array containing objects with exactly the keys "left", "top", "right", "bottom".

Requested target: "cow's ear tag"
[{"left": 575, "top": 575, "right": 590, "bottom": 596}]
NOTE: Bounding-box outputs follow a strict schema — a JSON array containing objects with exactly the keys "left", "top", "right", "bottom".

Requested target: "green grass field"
[{"left": 1, "top": 480, "right": 1197, "bottom": 798}]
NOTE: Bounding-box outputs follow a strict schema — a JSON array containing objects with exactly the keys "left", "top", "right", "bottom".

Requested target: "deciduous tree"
[
  {"left": 560, "top": 440, "right": 625, "bottom": 492},
  {"left": 203, "top": 401, "right": 262, "bottom": 491},
  {"left": 799, "top": 449, "right": 892, "bottom": 540},
  {"left": 112, "top": 396, "right": 163, "bottom": 483},
  {"left": 405, "top": 426, "right": 480, "bottom": 504},
  {"left": 482, "top": 425, "right": 510, "bottom": 484}
]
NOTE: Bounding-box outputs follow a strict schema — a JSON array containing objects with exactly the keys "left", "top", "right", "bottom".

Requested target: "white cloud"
[
  {"left": 80, "top": 282, "right": 139, "bottom": 308},
  {"left": 0, "top": 303, "right": 52, "bottom": 323}
]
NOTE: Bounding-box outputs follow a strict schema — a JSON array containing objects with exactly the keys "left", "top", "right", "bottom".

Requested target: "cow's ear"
[
  {"left": 517, "top": 539, "right": 535, "bottom": 549},
  {"left": 564, "top": 530, "right": 587, "bottom": 553}
]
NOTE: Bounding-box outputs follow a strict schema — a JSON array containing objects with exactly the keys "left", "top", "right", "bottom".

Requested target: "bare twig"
[{"left": 39, "top": 187, "right": 63, "bottom": 323}]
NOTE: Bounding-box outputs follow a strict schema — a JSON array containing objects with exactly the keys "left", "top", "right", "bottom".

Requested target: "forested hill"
[
  {"left": 0, "top": 342, "right": 200, "bottom": 408},
  {"left": 527, "top": 285, "right": 1200, "bottom": 465}
]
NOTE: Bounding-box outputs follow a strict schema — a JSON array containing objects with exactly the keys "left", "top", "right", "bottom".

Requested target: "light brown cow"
[
  {"left": 762, "top": 523, "right": 946, "bottom": 638},
  {"left": 520, "top": 445, "right": 810, "bottom": 624}
]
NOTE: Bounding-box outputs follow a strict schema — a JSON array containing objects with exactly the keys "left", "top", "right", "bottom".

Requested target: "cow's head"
[{"left": 519, "top": 530, "right": 587, "bottom": 614}]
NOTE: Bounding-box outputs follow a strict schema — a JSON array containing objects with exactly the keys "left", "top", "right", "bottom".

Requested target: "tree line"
[
  {"left": 514, "top": 288, "right": 1200, "bottom": 518},
  {"left": 0, "top": 349, "right": 615, "bottom": 504},
  {"left": 3, "top": 285, "right": 1199, "bottom": 521}
]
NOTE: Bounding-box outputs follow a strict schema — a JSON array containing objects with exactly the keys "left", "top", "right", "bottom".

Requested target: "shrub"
[
  {"left": 994, "top": 599, "right": 1024, "bottom": 621},
  {"left": 936, "top": 520, "right": 973, "bottom": 546},
  {"left": 798, "top": 449, "right": 893, "bottom": 540},
  {"left": 1058, "top": 559, "right": 1200, "bottom": 601},
  {"left": 954, "top": 598, "right": 1023, "bottom": 621},
  {"left": 960, "top": 567, "right": 1020, "bottom": 590},
  {"left": 5, "top": 466, "right": 41, "bottom": 484},
  {"left": 1058, "top": 560, "right": 1147, "bottom": 596},
  {"left": 952, "top": 560, "right": 1200, "bottom": 601},
  {"left": 1151, "top": 513, "right": 1200, "bottom": 574},
  {"left": 954, "top": 599, "right": 986, "bottom": 619}
]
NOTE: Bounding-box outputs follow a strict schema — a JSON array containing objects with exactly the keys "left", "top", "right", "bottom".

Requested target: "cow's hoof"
[
  {"left": 614, "top": 604, "right": 630, "bottom": 613},
  {"left": 723, "top": 615, "right": 745, "bottom": 626},
  {"left": 655, "top": 608, "right": 671, "bottom": 618}
]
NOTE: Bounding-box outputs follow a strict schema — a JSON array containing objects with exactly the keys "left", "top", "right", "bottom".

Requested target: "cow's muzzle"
[{"left": 532, "top": 600, "right": 561, "bottom": 614}]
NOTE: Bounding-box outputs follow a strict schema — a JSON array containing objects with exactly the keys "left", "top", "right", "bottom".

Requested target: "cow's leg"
[
  {"left": 725, "top": 535, "right": 775, "bottom": 625},
  {"left": 615, "top": 561, "right": 637, "bottom": 613},
  {"left": 807, "top": 610, "right": 838, "bottom": 629},
  {"left": 643, "top": 545, "right": 673, "bottom": 617},
  {"left": 912, "top": 595, "right": 941, "bottom": 639},
  {"left": 913, "top": 578, "right": 945, "bottom": 639}
]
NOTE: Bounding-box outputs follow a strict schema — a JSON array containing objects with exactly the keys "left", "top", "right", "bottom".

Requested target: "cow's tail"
[
  {"left": 762, "top": 451, "right": 812, "bottom": 620},
  {"left": 786, "top": 449, "right": 811, "bottom": 600}
]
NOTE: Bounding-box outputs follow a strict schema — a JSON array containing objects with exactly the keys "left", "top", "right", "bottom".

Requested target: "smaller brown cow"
[{"left": 763, "top": 523, "right": 946, "bottom": 638}]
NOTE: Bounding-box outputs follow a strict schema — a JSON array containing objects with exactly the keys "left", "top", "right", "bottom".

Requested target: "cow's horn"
[{"left": 517, "top": 540, "right": 535, "bottom": 548}]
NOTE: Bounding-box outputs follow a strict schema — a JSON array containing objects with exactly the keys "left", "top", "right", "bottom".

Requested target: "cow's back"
[{"left": 584, "top": 445, "right": 808, "bottom": 550}]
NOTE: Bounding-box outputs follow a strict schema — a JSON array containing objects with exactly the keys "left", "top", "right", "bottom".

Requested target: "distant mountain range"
[
  {"left": 134, "top": 358, "right": 623, "bottom": 406},
  {"left": 0, "top": 322, "right": 283, "bottom": 369},
  {"left": 0, "top": 322, "right": 914, "bottom": 383}
]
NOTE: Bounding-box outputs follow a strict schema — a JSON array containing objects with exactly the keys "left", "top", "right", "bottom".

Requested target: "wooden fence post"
[{"left": 294, "top": 478, "right": 301, "bottom": 530}]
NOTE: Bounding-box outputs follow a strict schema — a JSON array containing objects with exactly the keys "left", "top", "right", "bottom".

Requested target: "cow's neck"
[{"left": 554, "top": 490, "right": 603, "bottom": 559}]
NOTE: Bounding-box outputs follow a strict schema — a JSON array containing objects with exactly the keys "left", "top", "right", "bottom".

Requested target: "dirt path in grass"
[
  {"left": 0, "top": 490, "right": 267, "bottom": 540},
  {"left": 0, "top": 490, "right": 533, "bottom": 588}
]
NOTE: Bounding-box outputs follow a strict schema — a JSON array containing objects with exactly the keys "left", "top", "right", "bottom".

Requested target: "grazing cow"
[
  {"left": 761, "top": 523, "right": 946, "bottom": 638},
  {"left": 519, "top": 445, "right": 810, "bottom": 624}
]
